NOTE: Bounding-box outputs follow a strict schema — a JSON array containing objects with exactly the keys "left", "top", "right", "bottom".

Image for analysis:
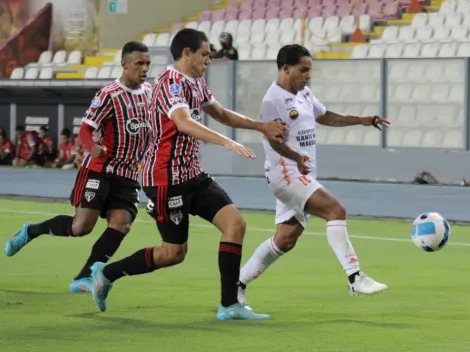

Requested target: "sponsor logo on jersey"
[
  {"left": 168, "top": 195, "right": 183, "bottom": 209},
  {"left": 86, "top": 179, "right": 100, "bottom": 190},
  {"left": 126, "top": 118, "right": 150, "bottom": 134},
  {"left": 191, "top": 108, "right": 202, "bottom": 122}
]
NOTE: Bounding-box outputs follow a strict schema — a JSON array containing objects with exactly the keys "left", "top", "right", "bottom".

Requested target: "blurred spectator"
[
  {"left": 28, "top": 131, "right": 46, "bottom": 167},
  {"left": 12, "top": 125, "right": 39, "bottom": 167},
  {"left": 0, "top": 130, "right": 14, "bottom": 165},
  {"left": 53, "top": 128, "right": 75, "bottom": 169},
  {"left": 38, "top": 126, "right": 56, "bottom": 166},
  {"left": 215, "top": 32, "right": 238, "bottom": 60},
  {"left": 210, "top": 44, "right": 217, "bottom": 59}
]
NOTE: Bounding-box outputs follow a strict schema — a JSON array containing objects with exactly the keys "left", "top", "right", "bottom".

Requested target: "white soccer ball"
[{"left": 411, "top": 212, "right": 450, "bottom": 252}]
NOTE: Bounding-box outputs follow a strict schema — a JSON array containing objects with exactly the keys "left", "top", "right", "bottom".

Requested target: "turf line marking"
[{"left": 0, "top": 208, "right": 469, "bottom": 247}]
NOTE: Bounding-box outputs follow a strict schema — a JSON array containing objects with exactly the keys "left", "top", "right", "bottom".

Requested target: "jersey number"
[
  {"left": 266, "top": 176, "right": 270, "bottom": 184},
  {"left": 298, "top": 175, "right": 311, "bottom": 186}
]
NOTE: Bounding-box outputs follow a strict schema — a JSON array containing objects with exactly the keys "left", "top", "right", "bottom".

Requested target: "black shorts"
[
  {"left": 144, "top": 172, "right": 233, "bottom": 244},
  {"left": 70, "top": 168, "right": 140, "bottom": 221}
]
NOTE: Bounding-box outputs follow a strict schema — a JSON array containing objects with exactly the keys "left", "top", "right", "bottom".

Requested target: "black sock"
[
  {"left": 27, "top": 215, "right": 73, "bottom": 239},
  {"left": 348, "top": 271, "right": 360, "bottom": 284},
  {"left": 103, "top": 247, "right": 157, "bottom": 283},
  {"left": 218, "top": 242, "right": 242, "bottom": 307},
  {"left": 74, "top": 227, "right": 126, "bottom": 280},
  {"left": 238, "top": 281, "right": 246, "bottom": 290}
]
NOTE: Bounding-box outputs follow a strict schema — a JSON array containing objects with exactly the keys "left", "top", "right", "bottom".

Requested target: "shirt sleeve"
[
  {"left": 82, "top": 89, "right": 114, "bottom": 129},
  {"left": 305, "top": 87, "right": 326, "bottom": 119},
  {"left": 198, "top": 77, "right": 216, "bottom": 107},
  {"left": 258, "top": 98, "right": 288, "bottom": 123},
  {"left": 156, "top": 76, "right": 189, "bottom": 120}
]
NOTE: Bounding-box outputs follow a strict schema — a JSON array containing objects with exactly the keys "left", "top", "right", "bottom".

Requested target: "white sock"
[
  {"left": 239, "top": 237, "right": 284, "bottom": 285},
  {"left": 326, "top": 220, "right": 360, "bottom": 276}
]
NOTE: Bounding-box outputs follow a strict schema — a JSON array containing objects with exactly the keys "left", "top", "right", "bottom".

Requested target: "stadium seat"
[
  {"left": 24, "top": 67, "right": 39, "bottom": 79},
  {"left": 10, "top": 67, "right": 24, "bottom": 79},
  {"left": 38, "top": 67, "right": 53, "bottom": 79},
  {"left": 67, "top": 50, "right": 82, "bottom": 64},
  {"left": 84, "top": 67, "right": 98, "bottom": 79}
]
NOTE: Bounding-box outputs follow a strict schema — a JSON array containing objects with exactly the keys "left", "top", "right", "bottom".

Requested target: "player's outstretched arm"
[
  {"left": 268, "top": 139, "right": 310, "bottom": 174},
  {"left": 172, "top": 107, "right": 256, "bottom": 159},
  {"left": 203, "top": 102, "right": 286, "bottom": 143},
  {"left": 316, "top": 111, "right": 390, "bottom": 129}
]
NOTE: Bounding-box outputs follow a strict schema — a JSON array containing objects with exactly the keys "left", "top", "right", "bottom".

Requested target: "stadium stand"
[
  {"left": 3, "top": 0, "right": 465, "bottom": 149},
  {"left": 6, "top": 0, "right": 453, "bottom": 79}
]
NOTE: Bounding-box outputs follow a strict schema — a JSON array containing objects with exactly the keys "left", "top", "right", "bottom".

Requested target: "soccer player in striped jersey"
[
  {"left": 5, "top": 41, "right": 153, "bottom": 294},
  {"left": 89, "top": 28, "right": 286, "bottom": 320}
]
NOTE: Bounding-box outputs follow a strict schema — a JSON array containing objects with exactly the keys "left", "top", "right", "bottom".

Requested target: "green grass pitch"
[{"left": 0, "top": 199, "right": 469, "bottom": 352}]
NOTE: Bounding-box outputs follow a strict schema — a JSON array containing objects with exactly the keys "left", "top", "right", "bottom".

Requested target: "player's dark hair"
[
  {"left": 170, "top": 28, "right": 209, "bottom": 61},
  {"left": 15, "top": 125, "right": 25, "bottom": 132},
  {"left": 121, "top": 41, "right": 149, "bottom": 59},
  {"left": 276, "top": 44, "right": 312, "bottom": 70},
  {"left": 39, "top": 126, "right": 48, "bottom": 132}
]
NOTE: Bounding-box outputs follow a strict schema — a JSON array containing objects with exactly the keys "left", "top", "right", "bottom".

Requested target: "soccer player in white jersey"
[{"left": 237, "top": 44, "right": 390, "bottom": 308}]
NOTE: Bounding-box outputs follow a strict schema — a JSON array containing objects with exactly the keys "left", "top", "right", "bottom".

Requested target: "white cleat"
[
  {"left": 348, "top": 272, "right": 388, "bottom": 296},
  {"left": 237, "top": 285, "right": 252, "bottom": 310}
]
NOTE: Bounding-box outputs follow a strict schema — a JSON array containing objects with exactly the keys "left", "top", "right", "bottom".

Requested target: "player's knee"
[
  {"left": 71, "top": 220, "right": 95, "bottom": 237},
  {"left": 160, "top": 244, "right": 186, "bottom": 267},
  {"left": 274, "top": 222, "right": 303, "bottom": 252},
  {"left": 108, "top": 223, "right": 131, "bottom": 235},
  {"left": 230, "top": 216, "right": 246, "bottom": 241},
  {"left": 275, "top": 234, "right": 298, "bottom": 252},
  {"left": 327, "top": 202, "right": 346, "bottom": 221}
]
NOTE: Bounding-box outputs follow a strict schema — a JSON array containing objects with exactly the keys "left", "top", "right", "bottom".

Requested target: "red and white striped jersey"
[
  {"left": 142, "top": 66, "right": 215, "bottom": 186},
  {"left": 81, "top": 79, "right": 153, "bottom": 182}
]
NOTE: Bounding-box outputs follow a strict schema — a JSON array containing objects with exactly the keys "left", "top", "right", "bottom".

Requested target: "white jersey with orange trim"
[
  {"left": 259, "top": 82, "right": 326, "bottom": 185},
  {"left": 259, "top": 82, "right": 327, "bottom": 228}
]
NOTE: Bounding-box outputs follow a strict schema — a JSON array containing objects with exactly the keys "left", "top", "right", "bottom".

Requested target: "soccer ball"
[{"left": 411, "top": 212, "right": 450, "bottom": 252}]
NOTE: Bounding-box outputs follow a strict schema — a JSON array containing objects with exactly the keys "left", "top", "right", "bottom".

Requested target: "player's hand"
[
  {"left": 90, "top": 144, "right": 107, "bottom": 158},
  {"left": 223, "top": 139, "right": 256, "bottom": 159},
  {"left": 296, "top": 154, "right": 311, "bottom": 175},
  {"left": 361, "top": 116, "right": 390, "bottom": 131},
  {"left": 262, "top": 121, "right": 287, "bottom": 144}
]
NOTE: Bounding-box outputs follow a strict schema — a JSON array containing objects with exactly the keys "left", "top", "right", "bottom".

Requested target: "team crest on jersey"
[
  {"left": 91, "top": 96, "right": 100, "bottom": 108},
  {"left": 84, "top": 191, "right": 95, "bottom": 202},
  {"left": 289, "top": 109, "right": 299, "bottom": 120},
  {"left": 170, "top": 211, "right": 183, "bottom": 225},
  {"left": 170, "top": 84, "right": 182, "bottom": 96}
]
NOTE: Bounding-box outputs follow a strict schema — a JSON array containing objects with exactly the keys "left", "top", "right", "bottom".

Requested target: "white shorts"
[{"left": 267, "top": 170, "right": 323, "bottom": 229}]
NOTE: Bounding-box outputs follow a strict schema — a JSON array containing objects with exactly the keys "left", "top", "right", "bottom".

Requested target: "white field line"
[{"left": 1, "top": 208, "right": 469, "bottom": 247}]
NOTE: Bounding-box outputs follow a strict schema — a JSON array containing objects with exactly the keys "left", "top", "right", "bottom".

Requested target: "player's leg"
[
  {"left": 4, "top": 168, "right": 104, "bottom": 257},
  {"left": 89, "top": 185, "right": 191, "bottom": 312},
  {"left": 191, "top": 174, "right": 269, "bottom": 320},
  {"left": 69, "top": 177, "right": 139, "bottom": 293},
  {"left": 304, "top": 185, "right": 387, "bottom": 295},
  {"left": 238, "top": 204, "right": 306, "bottom": 306}
]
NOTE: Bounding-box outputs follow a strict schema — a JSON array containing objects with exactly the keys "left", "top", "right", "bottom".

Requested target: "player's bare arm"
[
  {"left": 79, "top": 124, "right": 106, "bottom": 158},
  {"left": 172, "top": 107, "right": 256, "bottom": 159},
  {"left": 268, "top": 139, "right": 310, "bottom": 174},
  {"left": 204, "top": 102, "right": 286, "bottom": 143},
  {"left": 316, "top": 111, "right": 390, "bottom": 130}
]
